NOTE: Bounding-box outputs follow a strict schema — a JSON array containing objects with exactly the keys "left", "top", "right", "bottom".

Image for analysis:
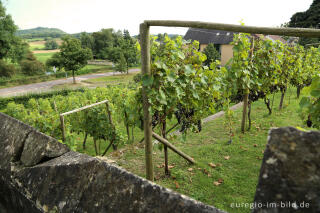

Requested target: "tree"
[
  {"left": 115, "top": 52, "right": 127, "bottom": 73},
  {"left": 46, "top": 52, "right": 63, "bottom": 71},
  {"left": 91, "top": 29, "right": 114, "bottom": 59},
  {"left": 59, "top": 36, "right": 93, "bottom": 83},
  {"left": 0, "top": 59, "right": 16, "bottom": 77},
  {"left": 0, "top": 1, "right": 18, "bottom": 60},
  {"left": 109, "top": 30, "right": 139, "bottom": 74},
  {"left": 80, "top": 32, "right": 94, "bottom": 50},
  {"left": 288, "top": 0, "right": 320, "bottom": 46},
  {"left": 44, "top": 39, "right": 59, "bottom": 50},
  {"left": 19, "top": 51, "right": 45, "bottom": 76},
  {"left": 203, "top": 43, "right": 220, "bottom": 66}
]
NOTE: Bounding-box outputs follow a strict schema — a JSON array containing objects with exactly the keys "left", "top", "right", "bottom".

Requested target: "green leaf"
[
  {"left": 299, "top": 97, "right": 311, "bottom": 108},
  {"left": 142, "top": 75, "right": 153, "bottom": 86},
  {"left": 159, "top": 88, "right": 167, "bottom": 105},
  {"left": 184, "top": 65, "right": 195, "bottom": 75},
  {"left": 177, "top": 51, "right": 185, "bottom": 60},
  {"left": 167, "top": 72, "right": 176, "bottom": 83}
]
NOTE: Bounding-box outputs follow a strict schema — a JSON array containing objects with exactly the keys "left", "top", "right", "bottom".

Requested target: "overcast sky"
[{"left": 4, "top": 0, "right": 313, "bottom": 36}]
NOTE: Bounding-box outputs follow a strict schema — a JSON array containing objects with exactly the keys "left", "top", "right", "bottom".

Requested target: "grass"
[
  {"left": 0, "top": 64, "right": 115, "bottom": 89},
  {"left": 29, "top": 42, "right": 45, "bottom": 51},
  {"left": 72, "top": 88, "right": 312, "bottom": 213},
  {"left": 83, "top": 72, "right": 137, "bottom": 85},
  {"left": 34, "top": 52, "right": 55, "bottom": 63}
]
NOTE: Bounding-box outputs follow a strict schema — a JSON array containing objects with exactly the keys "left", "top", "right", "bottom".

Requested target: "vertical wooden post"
[
  {"left": 60, "top": 115, "right": 66, "bottom": 142},
  {"left": 162, "top": 120, "right": 169, "bottom": 175},
  {"left": 241, "top": 36, "right": 254, "bottom": 133},
  {"left": 140, "top": 22, "right": 154, "bottom": 181},
  {"left": 241, "top": 90, "right": 249, "bottom": 133}
]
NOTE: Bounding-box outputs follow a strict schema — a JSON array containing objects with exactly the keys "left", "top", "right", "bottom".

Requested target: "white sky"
[{"left": 4, "top": 0, "right": 313, "bottom": 36}]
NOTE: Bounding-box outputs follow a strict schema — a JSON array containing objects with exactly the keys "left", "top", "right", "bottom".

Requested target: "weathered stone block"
[
  {"left": 20, "top": 130, "right": 69, "bottom": 167},
  {"left": 253, "top": 127, "right": 320, "bottom": 213}
]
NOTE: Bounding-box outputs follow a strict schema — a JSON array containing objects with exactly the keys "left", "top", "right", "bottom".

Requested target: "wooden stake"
[
  {"left": 140, "top": 23, "right": 154, "bottom": 181},
  {"left": 241, "top": 90, "right": 249, "bottom": 133},
  {"left": 152, "top": 132, "right": 195, "bottom": 164},
  {"left": 60, "top": 115, "right": 66, "bottom": 142}
]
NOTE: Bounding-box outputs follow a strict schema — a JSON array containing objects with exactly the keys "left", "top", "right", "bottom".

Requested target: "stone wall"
[
  {"left": 253, "top": 127, "right": 320, "bottom": 213},
  {"left": 0, "top": 112, "right": 224, "bottom": 213}
]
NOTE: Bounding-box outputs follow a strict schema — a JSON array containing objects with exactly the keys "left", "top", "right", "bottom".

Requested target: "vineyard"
[{"left": 2, "top": 33, "right": 320, "bottom": 212}]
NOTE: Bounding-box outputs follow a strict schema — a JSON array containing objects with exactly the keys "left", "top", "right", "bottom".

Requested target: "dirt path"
[
  {"left": 0, "top": 69, "right": 140, "bottom": 98},
  {"left": 32, "top": 49, "right": 60, "bottom": 54}
]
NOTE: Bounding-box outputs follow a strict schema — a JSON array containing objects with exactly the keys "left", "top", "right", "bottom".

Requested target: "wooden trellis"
[{"left": 140, "top": 20, "right": 320, "bottom": 181}]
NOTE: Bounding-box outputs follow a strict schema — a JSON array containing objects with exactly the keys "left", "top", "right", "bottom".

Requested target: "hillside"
[{"left": 16, "top": 27, "right": 67, "bottom": 39}]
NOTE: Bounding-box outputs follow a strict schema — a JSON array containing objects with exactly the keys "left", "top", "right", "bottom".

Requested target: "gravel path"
[{"left": 0, "top": 69, "right": 140, "bottom": 97}]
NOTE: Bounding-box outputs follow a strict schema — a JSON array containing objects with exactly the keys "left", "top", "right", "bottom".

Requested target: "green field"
[
  {"left": 83, "top": 73, "right": 137, "bottom": 85},
  {"left": 34, "top": 52, "right": 55, "bottom": 63},
  {"left": 29, "top": 42, "right": 45, "bottom": 51}
]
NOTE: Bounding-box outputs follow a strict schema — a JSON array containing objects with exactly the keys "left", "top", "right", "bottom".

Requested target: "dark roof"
[{"left": 184, "top": 28, "right": 236, "bottom": 45}]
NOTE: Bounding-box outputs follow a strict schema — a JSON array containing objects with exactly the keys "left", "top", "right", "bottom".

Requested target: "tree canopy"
[
  {"left": 0, "top": 1, "right": 18, "bottom": 60},
  {"left": 50, "top": 36, "right": 93, "bottom": 83},
  {"left": 288, "top": 0, "right": 320, "bottom": 46}
]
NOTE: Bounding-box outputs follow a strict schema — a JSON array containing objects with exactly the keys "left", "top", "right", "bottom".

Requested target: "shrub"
[
  {"left": 20, "top": 59, "right": 45, "bottom": 76},
  {"left": 0, "top": 60, "right": 16, "bottom": 77},
  {"left": 44, "top": 39, "right": 59, "bottom": 50}
]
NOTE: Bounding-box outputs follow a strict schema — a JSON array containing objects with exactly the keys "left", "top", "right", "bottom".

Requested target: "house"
[
  {"left": 184, "top": 28, "right": 287, "bottom": 66},
  {"left": 184, "top": 28, "right": 236, "bottom": 65}
]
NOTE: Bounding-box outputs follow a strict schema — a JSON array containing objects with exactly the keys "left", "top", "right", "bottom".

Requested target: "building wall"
[
  {"left": 199, "top": 43, "right": 233, "bottom": 66},
  {"left": 221, "top": 44, "right": 233, "bottom": 66},
  {"left": 199, "top": 44, "right": 208, "bottom": 52}
]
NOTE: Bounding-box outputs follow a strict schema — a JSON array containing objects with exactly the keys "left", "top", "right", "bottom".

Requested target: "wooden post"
[
  {"left": 241, "top": 37, "right": 254, "bottom": 133},
  {"left": 241, "top": 90, "right": 249, "bottom": 133},
  {"left": 140, "top": 22, "right": 154, "bottom": 181},
  {"left": 60, "top": 115, "right": 66, "bottom": 142},
  {"left": 152, "top": 132, "right": 195, "bottom": 164},
  {"left": 162, "top": 119, "right": 169, "bottom": 175}
]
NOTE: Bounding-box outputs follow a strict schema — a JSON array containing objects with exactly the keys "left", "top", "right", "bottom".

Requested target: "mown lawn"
[
  {"left": 34, "top": 52, "right": 55, "bottom": 63},
  {"left": 83, "top": 72, "right": 137, "bottom": 86},
  {"left": 77, "top": 88, "right": 312, "bottom": 213}
]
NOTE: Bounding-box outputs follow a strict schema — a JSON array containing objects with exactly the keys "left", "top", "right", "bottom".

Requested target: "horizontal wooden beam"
[
  {"left": 144, "top": 20, "right": 320, "bottom": 38},
  {"left": 152, "top": 132, "right": 195, "bottom": 164},
  {"left": 60, "top": 100, "right": 109, "bottom": 116}
]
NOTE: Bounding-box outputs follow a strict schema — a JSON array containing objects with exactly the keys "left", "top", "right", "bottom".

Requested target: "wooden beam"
[
  {"left": 140, "top": 23, "right": 154, "bottom": 181},
  {"left": 60, "top": 100, "right": 109, "bottom": 116},
  {"left": 152, "top": 132, "right": 195, "bottom": 164},
  {"left": 144, "top": 20, "right": 320, "bottom": 38}
]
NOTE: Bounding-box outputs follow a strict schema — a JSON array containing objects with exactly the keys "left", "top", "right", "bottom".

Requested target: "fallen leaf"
[
  {"left": 213, "top": 181, "right": 221, "bottom": 186},
  {"left": 207, "top": 174, "right": 212, "bottom": 177},
  {"left": 224, "top": 156, "right": 230, "bottom": 160},
  {"left": 208, "top": 163, "right": 217, "bottom": 168},
  {"left": 218, "top": 178, "right": 224, "bottom": 183},
  {"left": 240, "top": 146, "right": 248, "bottom": 151},
  {"left": 187, "top": 168, "right": 193, "bottom": 172},
  {"left": 253, "top": 144, "right": 258, "bottom": 147},
  {"left": 168, "top": 165, "right": 175, "bottom": 169},
  {"left": 203, "top": 169, "right": 209, "bottom": 175},
  {"left": 175, "top": 181, "right": 179, "bottom": 189},
  {"left": 261, "top": 150, "right": 264, "bottom": 154}
]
